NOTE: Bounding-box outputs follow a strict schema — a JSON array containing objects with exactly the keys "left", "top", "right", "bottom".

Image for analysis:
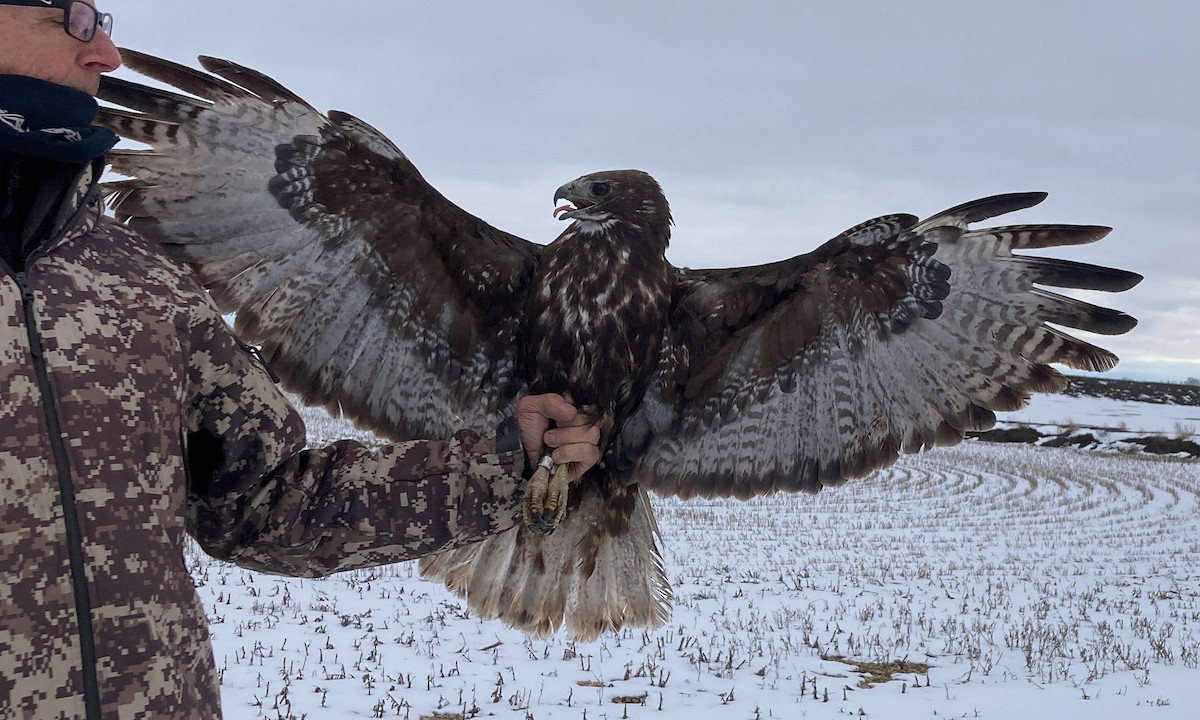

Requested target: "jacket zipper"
[{"left": 12, "top": 269, "right": 103, "bottom": 720}]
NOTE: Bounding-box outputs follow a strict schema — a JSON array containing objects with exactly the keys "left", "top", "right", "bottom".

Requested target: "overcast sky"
[{"left": 104, "top": 0, "right": 1198, "bottom": 381}]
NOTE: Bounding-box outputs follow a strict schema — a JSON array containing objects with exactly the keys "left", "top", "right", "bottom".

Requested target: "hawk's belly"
[{"left": 522, "top": 234, "right": 671, "bottom": 412}]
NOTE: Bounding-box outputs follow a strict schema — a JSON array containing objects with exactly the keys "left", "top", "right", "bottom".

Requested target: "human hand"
[{"left": 515, "top": 393, "right": 602, "bottom": 473}]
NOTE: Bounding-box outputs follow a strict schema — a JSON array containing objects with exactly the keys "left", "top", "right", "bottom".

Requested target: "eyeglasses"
[{"left": 0, "top": 0, "right": 114, "bottom": 42}]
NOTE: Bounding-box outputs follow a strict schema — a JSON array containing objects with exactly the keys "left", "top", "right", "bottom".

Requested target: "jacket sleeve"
[{"left": 181, "top": 297, "right": 526, "bottom": 578}]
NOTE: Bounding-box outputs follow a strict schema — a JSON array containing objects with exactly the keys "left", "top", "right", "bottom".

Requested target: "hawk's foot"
[{"left": 524, "top": 457, "right": 574, "bottom": 534}]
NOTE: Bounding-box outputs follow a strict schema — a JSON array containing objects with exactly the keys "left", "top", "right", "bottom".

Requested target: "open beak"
[{"left": 553, "top": 182, "right": 593, "bottom": 221}]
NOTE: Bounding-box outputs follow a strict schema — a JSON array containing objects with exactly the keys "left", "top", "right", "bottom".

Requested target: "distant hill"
[{"left": 1063, "top": 376, "right": 1200, "bottom": 406}]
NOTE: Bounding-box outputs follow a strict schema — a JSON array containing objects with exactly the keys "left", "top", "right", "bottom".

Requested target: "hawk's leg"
[
  {"left": 523, "top": 405, "right": 608, "bottom": 534},
  {"left": 524, "top": 457, "right": 576, "bottom": 534}
]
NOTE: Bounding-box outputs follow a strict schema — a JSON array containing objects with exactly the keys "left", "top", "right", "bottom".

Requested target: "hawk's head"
[{"left": 554, "top": 170, "right": 673, "bottom": 237}]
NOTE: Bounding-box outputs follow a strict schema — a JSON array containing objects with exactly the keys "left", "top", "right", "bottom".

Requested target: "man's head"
[{"left": 0, "top": 0, "right": 120, "bottom": 95}]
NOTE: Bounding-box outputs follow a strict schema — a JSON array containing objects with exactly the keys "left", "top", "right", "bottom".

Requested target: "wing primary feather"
[
  {"left": 114, "top": 47, "right": 250, "bottom": 103},
  {"left": 968, "top": 223, "right": 1113, "bottom": 250},
  {"left": 1038, "top": 327, "right": 1121, "bottom": 372},
  {"left": 1019, "top": 256, "right": 1144, "bottom": 292},
  {"left": 198, "top": 56, "right": 317, "bottom": 108},
  {"left": 97, "top": 76, "right": 211, "bottom": 120},
  {"left": 913, "top": 192, "right": 1048, "bottom": 231},
  {"left": 1031, "top": 288, "right": 1140, "bottom": 335}
]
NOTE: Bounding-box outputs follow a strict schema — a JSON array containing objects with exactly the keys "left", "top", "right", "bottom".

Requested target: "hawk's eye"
[{"left": 592, "top": 182, "right": 611, "bottom": 197}]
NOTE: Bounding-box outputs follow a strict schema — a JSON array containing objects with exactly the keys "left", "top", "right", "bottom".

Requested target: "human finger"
[
  {"left": 544, "top": 422, "right": 601, "bottom": 448},
  {"left": 551, "top": 440, "right": 603, "bottom": 472}
]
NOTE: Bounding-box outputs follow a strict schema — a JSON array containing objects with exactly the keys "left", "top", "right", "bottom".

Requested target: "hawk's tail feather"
[{"left": 419, "top": 484, "right": 671, "bottom": 642}]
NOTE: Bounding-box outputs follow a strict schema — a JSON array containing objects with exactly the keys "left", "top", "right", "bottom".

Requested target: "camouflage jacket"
[{"left": 0, "top": 160, "right": 526, "bottom": 719}]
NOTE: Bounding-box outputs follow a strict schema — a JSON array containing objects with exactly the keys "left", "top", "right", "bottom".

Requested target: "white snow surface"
[{"left": 197, "top": 395, "right": 1200, "bottom": 719}]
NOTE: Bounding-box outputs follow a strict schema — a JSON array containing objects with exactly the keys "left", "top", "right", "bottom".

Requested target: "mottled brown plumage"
[
  {"left": 519, "top": 171, "right": 674, "bottom": 534},
  {"left": 97, "top": 50, "right": 1142, "bottom": 640}
]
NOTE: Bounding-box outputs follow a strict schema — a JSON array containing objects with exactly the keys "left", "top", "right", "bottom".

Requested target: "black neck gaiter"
[
  {"left": 0, "top": 75, "right": 116, "bottom": 271},
  {"left": 0, "top": 74, "right": 117, "bottom": 164}
]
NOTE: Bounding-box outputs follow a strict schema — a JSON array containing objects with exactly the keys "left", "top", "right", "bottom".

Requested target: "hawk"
[{"left": 97, "top": 50, "right": 1141, "bottom": 641}]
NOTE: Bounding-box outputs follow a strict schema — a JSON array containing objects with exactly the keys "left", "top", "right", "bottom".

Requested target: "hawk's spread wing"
[
  {"left": 98, "top": 50, "right": 541, "bottom": 440},
  {"left": 625, "top": 193, "right": 1141, "bottom": 499}
]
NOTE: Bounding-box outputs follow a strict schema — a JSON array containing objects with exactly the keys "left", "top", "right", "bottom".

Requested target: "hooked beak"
[{"left": 553, "top": 182, "right": 593, "bottom": 221}]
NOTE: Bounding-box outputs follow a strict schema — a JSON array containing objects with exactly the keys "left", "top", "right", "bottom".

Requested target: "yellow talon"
[{"left": 524, "top": 456, "right": 574, "bottom": 533}]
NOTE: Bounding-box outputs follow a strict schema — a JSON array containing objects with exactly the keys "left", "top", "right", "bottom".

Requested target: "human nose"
[{"left": 79, "top": 26, "right": 122, "bottom": 74}]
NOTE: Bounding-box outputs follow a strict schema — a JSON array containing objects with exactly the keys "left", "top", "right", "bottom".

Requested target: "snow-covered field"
[
  {"left": 197, "top": 397, "right": 1200, "bottom": 719},
  {"left": 1001, "top": 392, "right": 1200, "bottom": 439}
]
